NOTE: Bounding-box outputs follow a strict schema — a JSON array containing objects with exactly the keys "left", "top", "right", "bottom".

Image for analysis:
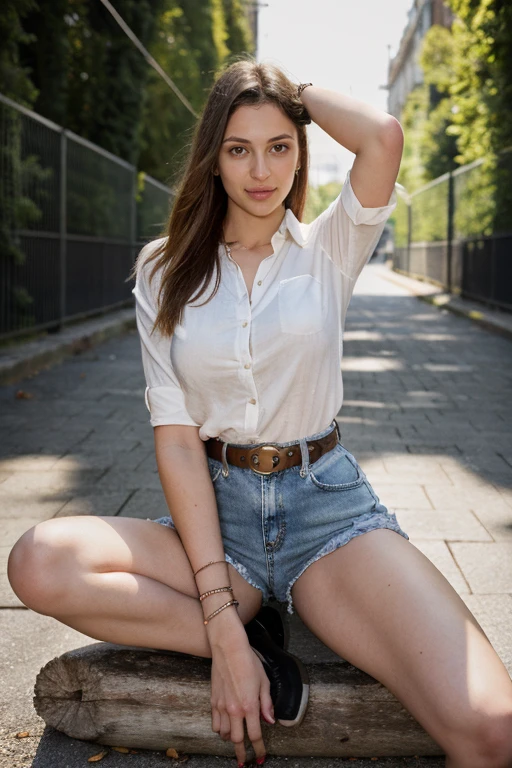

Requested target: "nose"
[{"left": 250, "top": 153, "right": 271, "bottom": 180}]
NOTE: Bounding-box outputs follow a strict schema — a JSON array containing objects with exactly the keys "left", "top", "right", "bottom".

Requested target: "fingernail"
[
  {"left": 237, "top": 762, "right": 245, "bottom": 767},
  {"left": 256, "top": 758, "right": 265, "bottom": 765}
]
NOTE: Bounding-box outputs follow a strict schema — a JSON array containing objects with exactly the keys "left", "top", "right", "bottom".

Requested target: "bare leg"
[
  {"left": 7, "top": 515, "right": 263, "bottom": 658},
  {"left": 291, "top": 529, "right": 512, "bottom": 768}
]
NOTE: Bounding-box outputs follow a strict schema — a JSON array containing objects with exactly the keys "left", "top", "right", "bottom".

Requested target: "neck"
[{"left": 222, "top": 200, "right": 286, "bottom": 249}]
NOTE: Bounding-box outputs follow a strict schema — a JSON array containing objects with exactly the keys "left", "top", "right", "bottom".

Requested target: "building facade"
[{"left": 387, "top": 0, "right": 455, "bottom": 120}]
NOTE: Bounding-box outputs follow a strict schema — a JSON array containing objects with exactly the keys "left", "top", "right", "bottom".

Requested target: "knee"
[
  {"left": 448, "top": 709, "right": 512, "bottom": 768},
  {"left": 7, "top": 520, "right": 75, "bottom": 614}
]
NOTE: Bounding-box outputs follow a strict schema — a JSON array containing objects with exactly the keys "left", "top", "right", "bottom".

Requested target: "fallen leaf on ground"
[
  {"left": 16, "top": 732, "right": 30, "bottom": 738},
  {"left": 166, "top": 747, "right": 179, "bottom": 758},
  {"left": 88, "top": 750, "right": 109, "bottom": 762},
  {"left": 112, "top": 746, "right": 130, "bottom": 753},
  {"left": 15, "top": 391, "right": 34, "bottom": 399}
]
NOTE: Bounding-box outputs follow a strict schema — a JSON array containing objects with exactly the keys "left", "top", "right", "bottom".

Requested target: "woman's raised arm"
[{"left": 298, "top": 84, "right": 403, "bottom": 208}]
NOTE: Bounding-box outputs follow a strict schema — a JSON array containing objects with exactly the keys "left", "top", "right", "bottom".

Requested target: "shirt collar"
[{"left": 277, "top": 207, "right": 306, "bottom": 248}]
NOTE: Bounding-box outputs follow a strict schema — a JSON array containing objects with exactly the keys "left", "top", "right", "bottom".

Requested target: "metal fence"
[
  {"left": 0, "top": 94, "right": 174, "bottom": 340},
  {"left": 392, "top": 149, "right": 512, "bottom": 312}
]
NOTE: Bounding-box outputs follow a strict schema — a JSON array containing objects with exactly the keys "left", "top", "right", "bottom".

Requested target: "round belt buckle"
[{"left": 249, "top": 444, "right": 281, "bottom": 475}]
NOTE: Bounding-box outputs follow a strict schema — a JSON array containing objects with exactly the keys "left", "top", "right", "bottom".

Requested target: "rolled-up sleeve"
[
  {"left": 314, "top": 166, "right": 397, "bottom": 281},
  {"left": 132, "top": 243, "right": 200, "bottom": 429}
]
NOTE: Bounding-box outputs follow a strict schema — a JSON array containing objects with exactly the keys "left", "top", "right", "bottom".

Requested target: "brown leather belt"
[{"left": 205, "top": 421, "right": 340, "bottom": 476}]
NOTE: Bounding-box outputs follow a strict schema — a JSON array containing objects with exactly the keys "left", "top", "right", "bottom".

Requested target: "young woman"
[{"left": 7, "top": 58, "right": 512, "bottom": 768}]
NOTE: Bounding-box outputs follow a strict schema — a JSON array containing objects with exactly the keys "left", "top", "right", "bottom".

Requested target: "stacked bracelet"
[
  {"left": 199, "top": 585, "right": 233, "bottom": 602},
  {"left": 204, "top": 599, "right": 240, "bottom": 625},
  {"left": 193, "top": 559, "right": 225, "bottom": 576},
  {"left": 194, "top": 560, "right": 238, "bottom": 624}
]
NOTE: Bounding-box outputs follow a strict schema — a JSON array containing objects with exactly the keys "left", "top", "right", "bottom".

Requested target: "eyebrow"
[{"left": 222, "top": 133, "right": 296, "bottom": 144}]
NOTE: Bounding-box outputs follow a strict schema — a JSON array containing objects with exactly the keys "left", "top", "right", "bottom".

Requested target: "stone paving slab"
[
  {"left": 407, "top": 539, "right": 469, "bottom": 595},
  {"left": 376, "top": 264, "right": 512, "bottom": 341},
  {"left": 0, "top": 469, "right": 106, "bottom": 496},
  {"left": 95, "top": 466, "right": 164, "bottom": 491},
  {"left": 393, "top": 508, "right": 492, "bottom": 542},
  {"left": 364, "top": 482, "right": 433, "bottom": 510},
  {"left": 49, "top": 444, "right": 149, "bottom": 472},
  {"left": 448, "top": 542, "right": 512, "bottom": 593},
  {"left": 55, "top": 490, "right": 134, "bottom": 518},
  {"left": 0, "top": 609, "right": 96, "bottom": 767},
  {"left": 121, "top": 488, "right": 173, "bottom": 520},
  {"left": 0, "top": 496, "right": 68, "bottom": 520},
  {"left": 0, "top": 546, "right": 23, "bottom": 608},
  {"left": 0, "top": 307, "right": 136, "bottom": 386},
  {"left": 459, "top": 594, "right": 512, "bottom": 671},
  {"left": 421, "top": 483, "right": 510, "bottom": 510},
  {"left": 0, "top": 518, "right": 44, "bottom": 547}
]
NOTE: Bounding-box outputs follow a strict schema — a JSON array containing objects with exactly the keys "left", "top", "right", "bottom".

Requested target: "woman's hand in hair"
[{"left": 210, "top": 630, "right": 274, "bottom": 764}]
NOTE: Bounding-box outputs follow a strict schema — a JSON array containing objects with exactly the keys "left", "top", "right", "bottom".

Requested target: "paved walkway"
[{"left": 1, "top": 263, "right": 511, "bottom": 767}]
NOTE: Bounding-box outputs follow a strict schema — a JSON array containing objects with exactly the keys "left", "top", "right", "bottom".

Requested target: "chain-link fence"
[
  {"left": 0, "top": 94, "right": 174, "bottom": 340},
  {"left": 393, "top": 149, "right": 512, "bottom": 312}
]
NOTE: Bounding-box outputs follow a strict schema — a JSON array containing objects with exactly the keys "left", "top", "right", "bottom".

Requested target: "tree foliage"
[
  {"left": 138, "top": 0, "right": 254, "bottom": 183},
  {"left": 303, "top": 181, "right": 342, "bottom": 224},
  {"left": 18, "top": 0, "right": 164, "bottom": 164},
  {"left": 0, "top": 0, "right": 39, "bottom": 105},
  {"left": 397, "top": 0, "right": 512, "bottom": 239},
  {"left": 446, "top": 0, "right": 512, "bottom": 164},
  {"left": 2, "top": 0, "right": 254, "bottom": 171}
]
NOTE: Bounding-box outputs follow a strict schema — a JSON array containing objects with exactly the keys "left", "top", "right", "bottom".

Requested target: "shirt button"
[
  {"left": 244, "top": 363, "right": 251, "bottom": 369},
  {"left": 249, "top": 398, "right": 256, "bottom": 405},
  {"left": 242, "top": 321, "right": 248, "bottom": 327},
  {"left": 257, "top": 280, "right": 262, "bottom": 286}
]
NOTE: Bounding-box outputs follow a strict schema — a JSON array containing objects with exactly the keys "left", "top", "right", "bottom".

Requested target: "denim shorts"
[{"left": 148, "top": 420, "right": 409, "bottom": 616}]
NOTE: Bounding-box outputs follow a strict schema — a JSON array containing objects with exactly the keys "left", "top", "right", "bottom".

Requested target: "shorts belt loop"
[
  {"left": 221, "top": 441, "right": 230, "bottom": 477},
  {"left": 299, "top": 436, "right": 310, "bottom": 479}
]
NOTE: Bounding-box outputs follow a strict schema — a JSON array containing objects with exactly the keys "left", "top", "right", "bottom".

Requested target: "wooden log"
[{"left": 33, "top": 643, "right": 443, "bottom": 757}]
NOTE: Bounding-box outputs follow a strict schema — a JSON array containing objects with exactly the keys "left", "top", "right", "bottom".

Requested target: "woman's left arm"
[{"left": 299, "top": 85, "right": 404, "bottom": 207}]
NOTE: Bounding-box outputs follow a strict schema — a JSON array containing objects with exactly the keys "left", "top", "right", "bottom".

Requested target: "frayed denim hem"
[
  {"left": 148, "top": 516, "right": 176, "bottom": 528},
  {"left": 224, "top": 553, "right": 269, "bottom": 601},
  {"left": 284, "top": 511, "right": 410, "bottom": 616}
]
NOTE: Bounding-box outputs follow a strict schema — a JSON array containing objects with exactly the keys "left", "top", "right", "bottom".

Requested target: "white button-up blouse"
[{"left": 132, "top": 166, "right": 397, "bottom": 444}]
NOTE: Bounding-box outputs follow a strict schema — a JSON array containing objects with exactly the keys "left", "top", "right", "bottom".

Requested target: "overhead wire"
[{"left": 98, "top": 0, "right": 199, "bottom": 119}]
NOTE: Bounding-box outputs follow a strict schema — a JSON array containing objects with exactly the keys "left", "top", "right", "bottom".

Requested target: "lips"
[{"left": 246, "top": 188, "right": 276, "bottom": 200}]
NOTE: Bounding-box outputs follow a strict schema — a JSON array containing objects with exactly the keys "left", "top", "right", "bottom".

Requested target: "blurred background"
[{"left": 1, "top": 0, "right": 511, "bottom": 340}]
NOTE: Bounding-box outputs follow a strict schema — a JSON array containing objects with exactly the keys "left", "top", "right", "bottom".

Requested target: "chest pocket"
[{"left": 278, "top": 274, "right": 327, "bottom": 335}]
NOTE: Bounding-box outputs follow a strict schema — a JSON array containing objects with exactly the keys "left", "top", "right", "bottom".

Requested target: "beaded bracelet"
[
  {"left": 199, "top": 586, "right": 233, "bottom": 602},
  {"left": 203, "top": 599, "right": 240, "bottom": 625},
  {"left": 297, "top": 82, "right": 313, "bottom": 98}
]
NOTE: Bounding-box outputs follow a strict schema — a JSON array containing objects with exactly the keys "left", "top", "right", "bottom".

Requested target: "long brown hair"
[{"left": 129, "top": 54, "right": 312, "bottom": 338}]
